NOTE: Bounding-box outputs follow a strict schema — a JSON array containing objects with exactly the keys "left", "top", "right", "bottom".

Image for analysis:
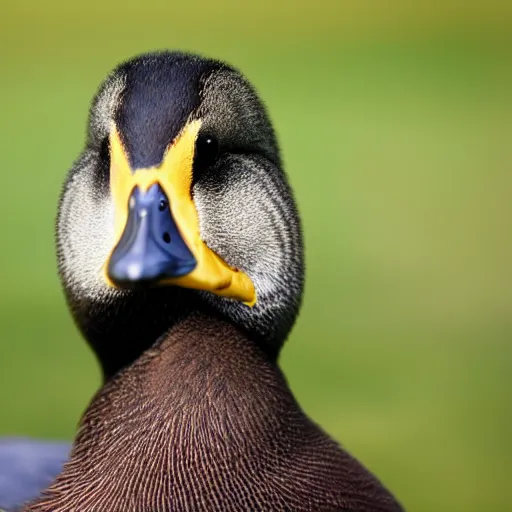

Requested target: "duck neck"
[
  {"left": 69, "top": 288, "right": 283, "bottom": 381},
  {"left": 29, "top": 314, "right": 309, "bottom": 510},
  {"left": 69, "top": 287, "right": 198, "bottom": 380}
]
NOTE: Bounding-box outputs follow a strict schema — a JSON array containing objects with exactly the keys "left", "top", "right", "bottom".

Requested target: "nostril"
[
  {"left": 158, "top": 199, "right": 168, "bottom": 211},
  {"left": 162, "top": 232, "right": 171, "bottom": 244}
]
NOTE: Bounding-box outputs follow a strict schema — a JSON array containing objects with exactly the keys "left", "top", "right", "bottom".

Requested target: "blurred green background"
[{"left": 1, "top": 1, "right": 511, "bottom": 511}]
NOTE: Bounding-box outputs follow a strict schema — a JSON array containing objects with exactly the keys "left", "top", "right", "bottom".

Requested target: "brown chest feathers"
[{"left": 26, "top": 315, "right": 402, "bottom": 512}]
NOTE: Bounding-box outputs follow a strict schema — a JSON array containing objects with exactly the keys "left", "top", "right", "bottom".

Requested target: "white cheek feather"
[
  {"left": 59, "top": 72, "right": 127, "bottom": 301},
  {"left": 194, "top": 163, "right": 286, "bottom": 306},
  {"left": 58, "top": 169, "right": 117, "bottom": 301}
]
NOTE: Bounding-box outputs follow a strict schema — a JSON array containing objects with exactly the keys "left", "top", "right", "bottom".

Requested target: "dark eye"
[
  {"left": 99, "top": 136, "right": 110, "bottom": 164},
  {"left": 194, "top": 133, "right": 219, "bottom": 178},
  {"left": 96, "top": 136, "right": 111, "bottom": 188}
]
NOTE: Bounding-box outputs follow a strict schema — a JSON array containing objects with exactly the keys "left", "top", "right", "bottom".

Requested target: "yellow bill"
[{"left": 105, "top": 119, "right": 256, "bottom": 307}]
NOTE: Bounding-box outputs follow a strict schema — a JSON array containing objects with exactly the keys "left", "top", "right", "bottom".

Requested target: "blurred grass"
[{"left": 1, "top": 1, "right": 511, "bottom": 511}]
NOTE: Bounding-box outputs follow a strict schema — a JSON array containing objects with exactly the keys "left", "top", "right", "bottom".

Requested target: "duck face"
[{"left": 57, "top": 52, "right": 304, "bottom": 372}]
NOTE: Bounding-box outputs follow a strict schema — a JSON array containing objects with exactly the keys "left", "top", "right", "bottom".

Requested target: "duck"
[{"left": 2, "top": 51, "right": 403, "bottom": 511}]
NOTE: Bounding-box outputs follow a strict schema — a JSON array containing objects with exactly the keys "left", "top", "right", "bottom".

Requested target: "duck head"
[{"left": 57, "top": 52, "right": 304, "bottom": 378}]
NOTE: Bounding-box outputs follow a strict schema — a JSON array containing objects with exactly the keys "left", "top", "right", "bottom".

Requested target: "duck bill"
[{"left": 105, "top": 120, "right": 256, "bottom": 306}]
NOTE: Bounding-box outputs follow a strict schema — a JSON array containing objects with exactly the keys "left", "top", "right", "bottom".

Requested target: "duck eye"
[
  {"left": 194, "top": 133, "right": 219, "bottom": 174},
  {"left": 96, "top": 136, "right": 111, "bottom": 188},
  {"left": 99, "top": 136, "right": 110, "bottom": 164}
]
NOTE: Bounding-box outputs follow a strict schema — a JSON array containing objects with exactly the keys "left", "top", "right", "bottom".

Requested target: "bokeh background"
[{"left": 1, "top": 1, "right": 511, "bottom": 511}]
